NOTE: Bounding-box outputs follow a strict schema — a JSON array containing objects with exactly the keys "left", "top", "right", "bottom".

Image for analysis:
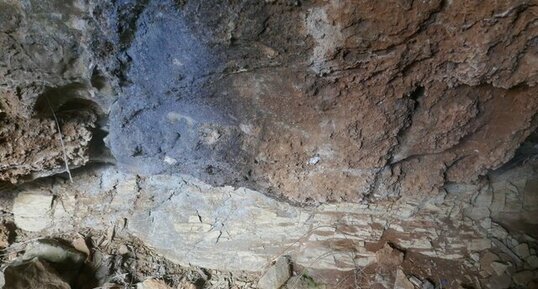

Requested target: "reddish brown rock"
[
  {"left": 0, "top": 89, "right": 97, "bottom": 183},
  {"left": 1, "top": 0, "right": 537, "bottom": 204}
]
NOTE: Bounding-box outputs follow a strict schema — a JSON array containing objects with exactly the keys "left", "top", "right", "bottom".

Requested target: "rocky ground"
[
  {"left": 0, "top": 227, "right": 259, "bottom": 289},
  {"left": 0, "top": 0, "right": 538, "bottom": 288},
  {"left": 1, "top": 154, "right": 537, "bottom": 288}
]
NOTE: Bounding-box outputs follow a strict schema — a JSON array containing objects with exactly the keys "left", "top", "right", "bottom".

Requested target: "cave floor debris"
[{"left": 1, "top": 159, "right": 537, "bottom": 288}]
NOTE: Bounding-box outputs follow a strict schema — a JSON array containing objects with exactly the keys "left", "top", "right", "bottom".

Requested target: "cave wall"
[{"left": 0, "top": 0, "right": 537, "bottom": 204}]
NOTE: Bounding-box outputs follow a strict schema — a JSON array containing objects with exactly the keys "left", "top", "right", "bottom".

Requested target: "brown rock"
[
  {"left": 376, "top": 243, "right": 404, "bottom": 266},
  {"left": 485, "top": 273, "right": 512, "bottom": 289},
  {"left": 3, "top": 258, "right": 71, "bottom": 289},
  {"left": 3, "top": 0, "right": 537, "bottom": 204},
  {"left": 480, "top": 251, "right": 500, "bottom": 275},
  {"left": 393, "top": 269, "right": 414, "bottom": 289},
  {"left": 0, "top": 90, "right": 96, "bottom": 183}
]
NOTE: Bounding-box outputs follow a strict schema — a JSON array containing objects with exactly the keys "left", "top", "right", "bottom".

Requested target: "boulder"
[{"left": 258, "top": 257, "right": 292, "bottom": 289}]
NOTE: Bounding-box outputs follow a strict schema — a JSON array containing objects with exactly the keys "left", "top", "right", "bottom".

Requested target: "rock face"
[
  {"left": 105, "top": 0, "right": 538, "bottom": 203},
  {"left": 0, "top": 0, "right": 101, "bottom": 183},
  {"left": 1, "top": 0, "right": 537, "bottom": 203},
  {"left": 10, "top": 162, "right": 536, "bottom": 276},
  {"left": 2, "top": 1, "right": 538, "bottom": 288}
]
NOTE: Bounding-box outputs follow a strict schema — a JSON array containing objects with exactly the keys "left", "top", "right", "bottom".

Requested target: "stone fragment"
[
  {"left": 467, "top": 239, "right": 491, "bottom": 251},
  {"left": 479, "top": 218, "right": 491, "bottom": 229},
  {"left": 490, "top": 239, "right": 523, "bottom": 267},
  {"left": 512, "top": 271, "right": 534, "bottom": 287},
  {"left": 24, "top": 239, "right": 86, "bottom": 266},
  {"left": 526, "top": 255, "right": 538, "bottom": 269},
  {"left": 474, "top": 189, "right": 493, "bottom": 207},
  {"left": 408, "top": 276, "right": 422, "bottom": 287},
  {"left": 513, "top": 243, "right": 530, "bottom": 259},
  {"left": 118, "top": 244, "right": 130, "bottom": 255},
  {"left": 354, "top": 255, "right": 377, "bottom": 267},
  {"left": 71, "top": 237, "right": 90, "bottom": 259},
  {"left": 393, "top": 269, "right": 414, "bottom": 289},
  {"left": 258, "top": 256, "right": 291, "bottom": 289},
  {"left": 470, "top": 253, "right": 480, "bottom": 262},
  {"left": 506, "top": 236, "right": 519, "bottom": 248},
  {"left": 397, "top": 237, "right": 432, "bottom": 249},
  {"left": 464, "top": 207, "right": 490, "bottom": 220},
  {"left": 3, "top": 258, "right": 71, "bottom": 289},
  {"left": 12, "top": 191, "right": 53, "bottom": 232},
  {"left": 376, "top": 243, "right": 404, "bottom": 266},
  {"left": 488, "top": 223, "right": 508, "bottom": 240},
  {"left": 136, "top": 279, "right": 172, "bottom": 289},
  {"left": 490, "top": 262, "right": 509, "bottom": 276},
  {"left": 163, "top": 156, "right": 178, "bottom": 165}
]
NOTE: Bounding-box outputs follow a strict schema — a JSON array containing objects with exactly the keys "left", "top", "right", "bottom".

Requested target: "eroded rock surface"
[
  {"left": 7, "top": 158, "right": 537, "bottom": 288},
  {"left": 0, "top": 0, "right": 103, "bottom": 182},
  {"left": 1, "top": 0, "right": 537, "bottom": 202},
  {"left": 103, "top": 0, "right": 538, "bottom": 203},
  {"left": 1, "top": 1, "right": 538, "bottom": 287}
]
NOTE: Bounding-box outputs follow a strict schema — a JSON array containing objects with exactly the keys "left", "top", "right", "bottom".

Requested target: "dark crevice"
[
  {"left": 33, "top": 84, "right": 100, "bottom": 117},
  {"left": 90, "top": 68, "right": 108, "bottom": 91},
  {"left": 408, "top": 85, "right": 424, "bottom": 104},
  {"left": 494, "top": 127, "right": 538, "bottom": 172},
  {"left": 114, "top": 0, "right": 151, "bottom": 86},
  {"left": 31, "top": 83, "right": 115, "bottom": 176},
  {"left": 88, "top": 126, "right": 116, "bottom": 165}
]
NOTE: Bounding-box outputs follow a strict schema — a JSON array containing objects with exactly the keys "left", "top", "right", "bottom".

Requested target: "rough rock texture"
[
  {"left": 0, "top": 97, "right": 96, "bottom": 182},
  {"left": 0, "top": 0, "right": 106, "bottom": 183},
  {"left": 1, "top": 2, "right": 538, "bottom": 287},
  {"left": 1, "top": 0, "right": 537, "bottom": 203},
  {"left": 102, "top": 0, "right": 538, "bottom": 203},
  {"left": 8, "top": 159, "right": 537, "bottom": 288}
]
